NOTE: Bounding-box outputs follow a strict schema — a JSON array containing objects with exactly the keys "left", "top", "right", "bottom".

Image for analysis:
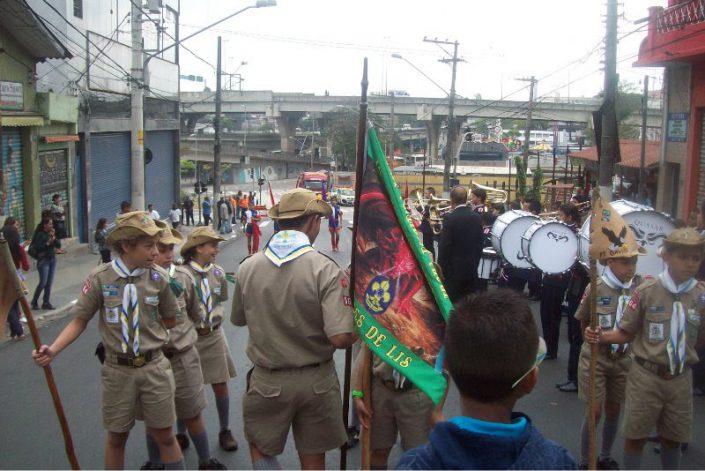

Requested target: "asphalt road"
[{"left": 1, "top": 209, "right": 703, "bottom": 469}]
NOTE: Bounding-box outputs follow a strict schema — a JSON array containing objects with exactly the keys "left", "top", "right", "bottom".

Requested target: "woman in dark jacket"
[
  {"left": 2, "top": 217, "right": 28, "bottom": 339},
  {"left": 30, "top": 217, "right": 62, "bottom": 310}
]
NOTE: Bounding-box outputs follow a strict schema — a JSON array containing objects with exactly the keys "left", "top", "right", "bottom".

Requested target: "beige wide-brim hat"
[
  {"left": 661, "top": 227, "right": 705, "bottom": 252},
  {"left": 107, "top": 211, "right": 163, "bottom": 245},
  {"left": 180, "top": 226, "right": 225, "bottom": 255},
  {"left": 154, "top": 220, "right": 183, "bottom": 246},
  {"left": 268, "top": 188, "right": 332, "bottom": 220}
]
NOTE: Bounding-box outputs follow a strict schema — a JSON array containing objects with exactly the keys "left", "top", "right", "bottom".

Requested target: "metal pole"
[
  {"left": 639, "top": 75, "right": 649, "bottom": 202},
  {"left": 446, "top": 41, "right": 459, "bottom": 194},
  {"left": 212, "top": 36, "right": 223, "bottom": 230},
  {"left": 521, "top": 76, "right": 536, "bottom": 170},
  {"left": 130, "top": 1, "right": 145, "bottom": 209},
  {"left": 598, "top": 0, "right": 619, "bottom": 204}
]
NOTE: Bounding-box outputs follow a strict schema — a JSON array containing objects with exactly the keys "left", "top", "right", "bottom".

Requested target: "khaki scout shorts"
[
  {"left": 101, "top": 354, "right": 176, "bottom": 433},
  {"left": 196, "top": 327, "right": 236, "bottom": 384},
  {"left": 242, "top": 360, "right": 347, "bottom": 456},
  {"left": 370, "top": 380, "right": 434, "bottom": 451},
  {"left": 170, "top": 347, "right": 207, "bottom": 420},
  {"left": 577, "top": 348, "right": 631, "bottom": 404},
  {"left": 623, "top": 361, "right": 693, "bottom": 442}
]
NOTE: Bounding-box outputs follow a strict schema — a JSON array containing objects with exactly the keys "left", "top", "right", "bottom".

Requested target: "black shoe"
[
  {"left": 346, "top": 426, "right": 360, "bottom": 448},
  {"left": 544, "top": 354, "right": 557, "bottom": 360},
  {"left": 140, "top": 461, "right": 165, "bottom": 470},
  {"left": 219, "top": 429, "right": 238, "bottom": 451},
  {"left": 42, "top": 303, "right": 56, "bottom": 310},
  {"left": 597, "top": 457, "right": 620, "bottom": 470},
  {"left": 555, "top": 381, "right": 571, "bottom": 389},
  {"left": 199, "top": 458, "right": 227, "bottom": 470},
  {"left": 176, "top": 432, "right": 189, "bottom": 450},
  {"left": 31, "top": 302, "right": 40, "bottom": 310},
  {"left": 558, "top": 381, "right": 578, "bottom": 393}
]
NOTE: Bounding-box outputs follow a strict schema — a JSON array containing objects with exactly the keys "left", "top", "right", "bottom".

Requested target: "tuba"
[
  {"left": 428, "top": 194, "right": 451, "bottom": 235},
  {"left": 471, "top": 181, "right": 508, "bottom": 204}
]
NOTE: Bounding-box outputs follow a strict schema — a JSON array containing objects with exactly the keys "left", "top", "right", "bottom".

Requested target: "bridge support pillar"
[
  {"left": 424, "top": 116, "right": 444, "bottom": 163},
  {"left": 276, "top": 113, "right": 304, "bottom": 153}
]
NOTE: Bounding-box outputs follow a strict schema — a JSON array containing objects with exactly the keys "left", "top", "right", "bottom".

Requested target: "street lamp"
[{"left": 391, "top": 54, "right": 448, "bottom": 97}]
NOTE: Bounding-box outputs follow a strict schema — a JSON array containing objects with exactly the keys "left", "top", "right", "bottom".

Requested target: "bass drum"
[
  {"left": 478, "top": 248, "right": 500, "bottom": 279},
  {"left": 521, "top": 220, "right": 578, "bottom": 274},
  {"left": 578, "top": 199, "right": 674, "bottom": 278},
  {"left": 491, "top": 210, "right": 539, "bottom": 269}
]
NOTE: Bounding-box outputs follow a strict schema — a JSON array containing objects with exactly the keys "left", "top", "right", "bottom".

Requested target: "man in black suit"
[{"left": 438, "top": 186, "right": 484, "bottom": 303}]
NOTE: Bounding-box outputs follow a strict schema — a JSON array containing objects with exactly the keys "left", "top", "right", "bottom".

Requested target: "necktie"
[
  {"left": 659, "top": 271, "right": 697, "bottom": 375},
  {"left": 190, "top": 261, "right": 213, "bottom": 325},
  {"left": 600, "top": 267, "right": 633, "bottom": 354},
  {"left": 112, "top": 258, "right": 146, "bottom": 354}
]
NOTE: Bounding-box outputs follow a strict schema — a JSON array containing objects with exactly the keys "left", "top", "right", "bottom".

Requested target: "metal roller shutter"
[
  {"left": 1, "top": 128, "right": 26, "bottom": 236},
  {"left": 699, "top": 114, "right": 705, "bottom": 204},
  {"left": 145, "top": 130, "right": 176, "bottom": 216},
  {"left": 91, "top": 132, "right": 130, "bottom": 227}
]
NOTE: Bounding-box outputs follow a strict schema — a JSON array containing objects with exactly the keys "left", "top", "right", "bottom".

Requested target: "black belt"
[
  {"left": 111, "top": 350, "right": 156, "bottom": 368},
  {"left": 635, "top": 357, "right": 685, "bottom": 380},
  {"left": 196, "top": 323, "right": 221, "bottom": 336},
  {"left": 378, "top": 377, "right": 415, "bottom": 392},
  {"left": 258, "top": 362, "right": 322, "bottom": 372},
  {"left": 163, "top": 345, "right": 192, "bottom": 359}
]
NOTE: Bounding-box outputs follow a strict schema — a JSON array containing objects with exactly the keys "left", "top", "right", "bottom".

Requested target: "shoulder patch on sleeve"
[
  {"left": 627, "top": 289, "right": 641, "bottom": 310},
  {"left": 81, "top": 277, "right": 93, "bottom": 295}
]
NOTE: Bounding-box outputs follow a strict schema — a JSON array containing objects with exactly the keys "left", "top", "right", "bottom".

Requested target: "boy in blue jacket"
[{"left": 397, "top": 289, "right": 577, "bottom": 470}]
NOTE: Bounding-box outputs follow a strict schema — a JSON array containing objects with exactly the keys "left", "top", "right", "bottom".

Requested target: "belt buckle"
[{"left": 131, "top": 356, "right": 146, "bottom": 367}]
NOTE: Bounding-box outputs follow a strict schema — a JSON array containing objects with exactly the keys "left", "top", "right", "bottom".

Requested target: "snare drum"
[
  {"left": 578, "top": 199, "right": 674, "bottom": 278},
  {"left": 491, "top": 210, "right": 539, "bottom": 268},
  {"left": 521, "top": 220, "right": 578, "bottom": 274},
  {"left": 478, "top": 248, "right": 500, "bottom": 279}
]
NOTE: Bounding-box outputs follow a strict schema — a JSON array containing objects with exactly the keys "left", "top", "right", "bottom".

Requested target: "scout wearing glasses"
[
  {"left": 32, "top": 211, "right": 184, "bottom": 469},
  {"left": 573, "top": 211, "right": 644, "bottom": 470},
  {"left": 180, "top": 227, "right": 238, "bottom": 452},
  {"left": 140, "top": 223, "right": 226, "bottom": 470},
  {"left": 586, "top": 227, "right": 705, "bottom": 470}
]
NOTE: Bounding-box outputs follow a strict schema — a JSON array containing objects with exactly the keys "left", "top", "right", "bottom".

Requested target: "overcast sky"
[{"left": 177, "top": 0, "right": 667, "bottom": 101}]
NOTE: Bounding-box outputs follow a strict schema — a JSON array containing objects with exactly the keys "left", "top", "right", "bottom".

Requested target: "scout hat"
[
  {"left": 180, "top": 226, "right": 225, "bottom": 256},
  {"left": 268, "top": 188, "right": 332, "bottom": 220},
  {"left": 661, "top": 227, "right": 705, "bottom": 252},
  {"left": 154, "top": 220, "right": 183, "bottom": 246},
  {"left": 588, "top": 197, "right": 645, "bottom": 261},
  {"left": 107, "top": 211, "right": 163, "bottom": 245}
]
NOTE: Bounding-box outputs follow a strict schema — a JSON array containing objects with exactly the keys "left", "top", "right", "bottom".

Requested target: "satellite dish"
[{"left": 144, "top": 148, "right": 153, "bottom": 165}]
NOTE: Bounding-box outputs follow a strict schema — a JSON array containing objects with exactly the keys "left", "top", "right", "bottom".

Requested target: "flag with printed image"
[
  {"left": 352, "top": 126, "right": 451, "bottom": 404},
  {"left": 0, "top": 239, "right": 23, "bottom": 338}
]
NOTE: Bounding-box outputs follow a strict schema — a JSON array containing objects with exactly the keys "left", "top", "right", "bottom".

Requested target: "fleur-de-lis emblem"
[{"left": 364, "top": 276, "right": 394, "bottom": 314}]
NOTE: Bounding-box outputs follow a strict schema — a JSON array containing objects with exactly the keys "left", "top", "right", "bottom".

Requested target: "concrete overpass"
[{"left": 180, "top": 90, "right": 662, "bottom": 161}]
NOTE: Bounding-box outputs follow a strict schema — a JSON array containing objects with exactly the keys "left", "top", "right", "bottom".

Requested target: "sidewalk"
[{"left": 4, "top": 222, "right": 239, "bottom": 343}]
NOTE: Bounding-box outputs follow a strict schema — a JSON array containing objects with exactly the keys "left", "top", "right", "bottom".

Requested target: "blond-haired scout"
[
  {"left": 231, "top": 188, "right": 356, "bottom": 470},
  {"left": 586, "top": 227, "right": 705, "bottom": 470},
  {"left": 180, "top": 226, "right": 238, "bottom": 452},
  {"left": 32, "top": 211, "right": 184, "bottom": 469}
]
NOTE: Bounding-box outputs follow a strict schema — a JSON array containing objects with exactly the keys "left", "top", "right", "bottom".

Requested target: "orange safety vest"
[{"left": 239, "top": 195, "right": 249, "bottom": 209}]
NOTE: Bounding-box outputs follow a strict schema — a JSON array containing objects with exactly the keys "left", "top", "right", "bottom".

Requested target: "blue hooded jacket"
[{"left": 396, "top": 413, "right": 576, "bottom": 470}]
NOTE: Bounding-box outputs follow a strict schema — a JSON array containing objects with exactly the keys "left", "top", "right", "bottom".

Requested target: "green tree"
[
  {"left": 616, "top": 80, "right": 642, "bottom": 139},
  {"left": 530, "top": 164, "right": 543, "bottom": 201},
  {"left": 515, "top": 155, "right": 527, "bottom": 198}
]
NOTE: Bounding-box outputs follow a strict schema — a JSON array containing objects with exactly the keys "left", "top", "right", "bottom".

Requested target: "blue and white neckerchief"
[
  {"left": 264, "top": 230, "right": 313, "bottom": 267},
  {"left": 189, "top": 261, "right": 213, "bottom": 325},
  {"left": 601, "top": 266, "right": 634, "bottom": 353},
  {"left": 112, "top": 258, "right": 145, "bottom": 354},
  {"left": 659, "top": 270, "right": 697, "bottom": 375}
]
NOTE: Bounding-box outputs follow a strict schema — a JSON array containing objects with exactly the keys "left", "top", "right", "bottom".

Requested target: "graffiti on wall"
[{"left": 1, "top": 132, "right": 25, "bottom": 234}]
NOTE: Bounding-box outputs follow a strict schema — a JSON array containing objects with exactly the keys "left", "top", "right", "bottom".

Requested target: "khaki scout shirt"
[
  {"left": 231, "top": 250, "right": 354, "bottom": 369},
  {"left": 73, "top": 263, "right": 180, "bottom": 354},
  {"left": 575, "top": 277, "right": 640, "bottom": 359},
  {"left": 619, "top": 277, "right": 705, "bottom": 366},
  {"left": 164, "top": 265, "right": 202, "bottom": 352},
  {"left": 183, "top": 263, "right": 229, "bottom": 328}
]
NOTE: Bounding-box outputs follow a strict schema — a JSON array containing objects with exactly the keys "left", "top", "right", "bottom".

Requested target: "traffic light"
[
  {"left": 464, "top": 132, "right": 473, "bottom": 142},
  {"left": 193, "top": 181, "right": 207, "bottom": 194},
  {"left": 249, "top": 168, "right": 255, "bottom": 178},
  {"left": 463, "top": 125, "right": 471, "bottom": 134},
  {"left": 314, "top": 147, "right": 320, "bottom": 159},
  {"left": 258, "top": 178, "right": 265, "bottom": 187}
]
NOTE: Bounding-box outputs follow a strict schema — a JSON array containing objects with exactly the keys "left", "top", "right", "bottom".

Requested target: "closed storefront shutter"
[
  {"left": 91, "top": 132, "right": 130, "bottom": 227},
  {"left": 699, "top": 114, "right": 705, "bottom": 205},
  {"left": 145, "top": 130, "right": 176, "bottom": 216},
  {"left": 1, "top": 128, "right": 26, "bottom": 236}
]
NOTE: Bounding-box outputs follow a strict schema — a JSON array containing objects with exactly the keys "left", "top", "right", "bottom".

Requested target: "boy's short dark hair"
[
  {"left": 471, "top": 188, "right": 487, "bottom": 203},
  {"left": 445, "top": 289, "right": 538, "bottom": 403},
  {"left": 480, "top": 211, "right": 495, "bottom": 226}
]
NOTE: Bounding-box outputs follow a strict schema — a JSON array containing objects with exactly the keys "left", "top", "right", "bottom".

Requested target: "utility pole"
[
  {"left": 598, "top": 0, "right": 619, "bottom": 203},
  {"left": 390, "top": 91, "right": 395, "bottom": 169},
  {"left": 638, "top": 75, "right": 649, "bottom": 202},
  {"left": 130, "top": 2, "right": 145, "bottom": 210},
  {"left": 212, "top": 36, "right": 223, "bottom": 230},
  {"left": 517, "top": 76, "right": 537, "bottom": 169},
  {"left": 424, "top": 37, "right": 463, "bottom": 196}
]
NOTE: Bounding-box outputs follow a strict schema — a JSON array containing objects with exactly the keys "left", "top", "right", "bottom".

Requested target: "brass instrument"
[
  {"left": 428, "top": 195, "right": 451, "bottom": 235},
  {"left": 539, "top": 200, "right": 591, "bottom": 219},
  {"left": 471, "top": 181, "right": 508, "bottom": 204}
]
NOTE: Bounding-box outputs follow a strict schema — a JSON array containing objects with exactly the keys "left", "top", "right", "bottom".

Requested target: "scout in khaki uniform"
[
  {"left": 141, "top": 223, "right": 226, "bottom": 470},
  {"left": 231, "top": 188, "right": 356, "bottom": 470},
  {"left": 180, "top": 227, "right": 238, "bottom": 452},
  {"left": 352, "top": 343, "right": 434, "bottom": 469},
  {"left": 32, "top": 211, "right": 184, "bottom": 470},
  {"left": 586, "top": 227, "right": 705, "bottom": 470}
]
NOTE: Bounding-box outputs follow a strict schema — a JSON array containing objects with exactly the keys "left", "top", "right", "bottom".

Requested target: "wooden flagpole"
[
  {"left": 587, "top": 189, "right": 600, "bottom": 470},
  {"left": 339, "top": 58, "right": 369, "bottom": 471},
  {"left": 0, "top": 240, "right": 80, "bottom": 469}
]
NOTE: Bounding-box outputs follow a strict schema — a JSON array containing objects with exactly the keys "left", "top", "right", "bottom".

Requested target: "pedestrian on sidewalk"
[
  {"left": 31, "top": 211, "right": 184, "bottom": 470},
  {"left": 2, "top": 217, "right": 28, "bottom": 339},
  {"left": 148, "top": 204, "right": 160, "bottom": 220},
  {"left": 183, "top": 197, "right": 195, "bottom": 226},
  {"left": 95, "top": 218, "right": 111, "bottom": 263},
  {"left": 244, "top": 201, "right": 261, "bottom": 255},
  {"left": 119, "top": 201, "right": 132, "bottom": 215},
  {"left": 50, "top": 193, "right": 67, "bottom": 239},
  {"left": 202, "top": 197, "right": 212, "bottom": 227},
  {"left": 29, "top": 216, "right": 62, "bottom": 310},
  {"left": 169, "top": 203, "right": 182, "bottom": 229}
]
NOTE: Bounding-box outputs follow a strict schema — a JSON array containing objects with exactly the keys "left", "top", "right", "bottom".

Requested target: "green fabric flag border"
[
  {"left": 366, "top": 127, "right": 453, "bottom": 320},
  {"left": 355, "top": 300, "right": 447, "bottom": 404}
]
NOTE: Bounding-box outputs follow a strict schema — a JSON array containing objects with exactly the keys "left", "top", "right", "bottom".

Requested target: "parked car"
[{"left": 336, "top": 187, "right": 355, "bottom": 206}]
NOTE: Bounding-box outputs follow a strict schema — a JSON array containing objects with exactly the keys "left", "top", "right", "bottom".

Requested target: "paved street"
[{"left": 1, "top": 199, "right": 703, "bottom": 469}]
